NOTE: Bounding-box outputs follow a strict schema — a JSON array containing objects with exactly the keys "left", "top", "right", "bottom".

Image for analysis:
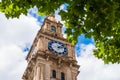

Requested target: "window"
[
  {"left": 51, "top": 26, "right": 56, "bottom": 32},
  {"left": 52, "top": 70, "right": 56, "bottom": 78},
  {"left": 61, "top": 72, "right": 65, "bottom": 80}
]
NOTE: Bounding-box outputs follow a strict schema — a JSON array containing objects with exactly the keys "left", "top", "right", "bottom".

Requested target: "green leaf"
[{"left": 0, "top": 0, "right": 120, "bottom": 64}]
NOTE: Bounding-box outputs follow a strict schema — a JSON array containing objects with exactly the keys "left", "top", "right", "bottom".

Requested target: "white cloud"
[
  {"left": 0, "top": 45, "right": 27, "bottom": 80},
  {"left": 77, "top": 44, "right": 120, "bottom": 80},
  {"left": 0, "top": 13, "right": 40, "bottom": 46},
  {"left": 0, "top": 12, "right": 40, "bottom": 80}
]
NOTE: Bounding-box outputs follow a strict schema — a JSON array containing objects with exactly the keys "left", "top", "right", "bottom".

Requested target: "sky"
[{"left": 0, "top": 6, "right": 120, "bottom": 80}]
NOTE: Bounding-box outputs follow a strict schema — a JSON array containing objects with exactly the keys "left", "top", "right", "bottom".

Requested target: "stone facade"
[{"left": 22, "top": 14, "right": 80, "bottom": 80}]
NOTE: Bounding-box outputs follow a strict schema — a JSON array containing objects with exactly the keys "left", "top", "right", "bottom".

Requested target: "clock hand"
[
  {"left": 52, "top": 44, "right": 58, "bottom": 48},
  {"left": 58, "top": 46, "right": 63, "bottom": 49},
  {"left": 58, "top": 45, "right": 64, "bottom": 48}
]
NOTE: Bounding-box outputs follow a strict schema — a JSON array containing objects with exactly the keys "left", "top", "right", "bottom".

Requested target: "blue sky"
[{"left": 75, "top": 34, "right": 94, "bottom": 56}]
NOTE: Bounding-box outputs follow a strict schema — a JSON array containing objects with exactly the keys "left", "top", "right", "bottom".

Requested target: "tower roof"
[{"left": 46, "top": 14, "right": 57, "bottom": 22}]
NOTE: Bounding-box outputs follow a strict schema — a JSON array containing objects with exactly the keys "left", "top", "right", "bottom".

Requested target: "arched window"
[
  {"left": 52, "top": 70, "right": 56, "bottom": 78},
  {"left": 61, "top": 72, "right": 65, "bottom": 80},
  {"left": 51, "top": 26, "right": 56, "bottom": 32}
]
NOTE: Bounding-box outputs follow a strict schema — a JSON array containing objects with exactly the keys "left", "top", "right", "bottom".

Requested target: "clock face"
[{"left": 48, "top": 40, "right": 67, "bottom": 54}]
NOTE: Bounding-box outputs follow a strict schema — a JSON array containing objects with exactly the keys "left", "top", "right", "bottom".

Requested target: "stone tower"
[{"left": 22, "top": 14, "right": 79, "bottom": 80}]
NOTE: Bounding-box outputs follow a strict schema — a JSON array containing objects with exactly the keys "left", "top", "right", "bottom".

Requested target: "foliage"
[{"left": 0, "top": 0, "right": 120, "bottom": 64}]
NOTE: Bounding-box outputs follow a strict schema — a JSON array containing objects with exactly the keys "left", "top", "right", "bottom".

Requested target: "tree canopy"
[{"left": 0, "top": 0, "right": 120, "bottom": 64}]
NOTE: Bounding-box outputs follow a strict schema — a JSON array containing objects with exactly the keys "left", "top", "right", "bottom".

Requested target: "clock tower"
[{"left": 22, "top": 14, "right": 79, "bottom": 80}]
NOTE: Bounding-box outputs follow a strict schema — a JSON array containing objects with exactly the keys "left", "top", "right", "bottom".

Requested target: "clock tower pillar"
[{"left": 22, "top": 14, "right": 80, "bottom": 80}]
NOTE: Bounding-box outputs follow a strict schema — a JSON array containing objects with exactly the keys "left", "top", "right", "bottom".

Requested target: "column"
[
  {"left": 67, "top": 68, "right": 72, "bottom": 80},
  {"left": 45, "top": 64, "right": 50, "bottom": 80},
  {"left": 36, "top": 66, "right": 41, "bottom": 80}
]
